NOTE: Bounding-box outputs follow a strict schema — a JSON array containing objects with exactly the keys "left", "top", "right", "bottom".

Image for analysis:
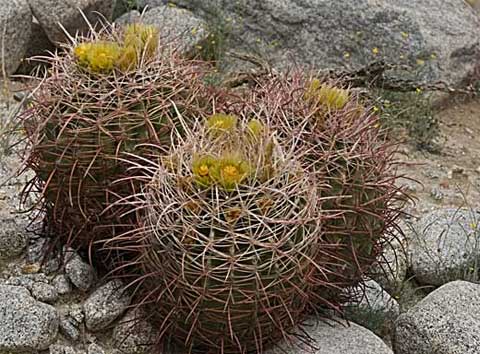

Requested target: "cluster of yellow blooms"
[
  {"left": 74, "top": 24, "right": 159, "bottom": 73},
  {"left": 191, "top": 114, "right": 265, "bottom": 191},
  {"left": 192, "top": 153, "right": 251, "bottom": 191},
  {"left": 304, "top": 78, "right": 350, "bottom": 110}
]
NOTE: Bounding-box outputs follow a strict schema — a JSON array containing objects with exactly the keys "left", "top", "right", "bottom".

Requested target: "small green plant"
[
  {"left": 344, "top": 305, "right": 391, "bottom": 337},
  {"left": 373, "top": 89, "right": 439, "bottom": 152}
]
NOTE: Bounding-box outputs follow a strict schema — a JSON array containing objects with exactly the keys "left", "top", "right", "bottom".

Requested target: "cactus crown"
[
  {"left": 168, "top": 114, "right": 275, "bottom": 191},
  {"left": 305, "top": 78, "right": 350, "bottom": 110},
  {"left": 73, "top": 24, "right": 160, "bottom": 73}
]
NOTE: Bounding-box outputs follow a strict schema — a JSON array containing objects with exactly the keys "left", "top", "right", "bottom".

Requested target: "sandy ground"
[{"left": 397, "top": 96, "right": 480, "bottom": 217}]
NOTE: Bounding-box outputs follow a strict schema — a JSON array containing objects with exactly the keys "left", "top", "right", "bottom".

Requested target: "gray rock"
[
  {"left": 6, "top": 273, "right": 58, "bottom": 303},
  {"left": 137, "top": 0, "right": 167, "bottom": 10},
  {"left": 83, "top": 280, "right": 130, "bottom": 332},
  {"left": 394, "top": 280, "right": 480, "bottom": 354},
  {"left": 113, "top": 308, "right": 157, "bottom": 354},
  {"left": 50, "top": 344, "right": 77, "bottom": 354},
  {"left": 409, "top": 208, "right": 480, "bottom": 286},
  {"left": 113, "top": 0, "right": 139, "bottom": 20},
  {"left": 59, "top": 316, "right": 81, "bottom": 341},
  {"left": 26, "top": 236, "right": 48, "bottom": 264},
  {"left": 52, "top": 274, "right": 73, "bottom": 295},
  {"left": 171, "top": 0, "right": 480, "bottom": 86},
  {"left": 0, "top": 0, "right": 32, "bottom": 76},
  {"left": 65, "top": 251, "right": 95, "bottom": 291},
  {"left": 115, "top": 10, "right": 141, "bottom": 26},
  {"left": 69, "top": 305, "right": 85, "bottom": 325},
  {"left": 6, "top": 273, "right": 49, "bottom": 288},
  {"left": 16, "top": 18, "right": 56, "bottom": 75},
  {"left": 43, "top": 256, "right": 62, "bottom": 274},
  {"left": 126, "top": 5, "right": 209, "bottom": 53},
  {"left": 266, "top": 317, "right": 393, "bottom": 354},
  {"left": 347, "top": 279, "right": 400, "bottom": 319},
  {"left": 0, "top": 285, "right": 59, "bottom": 352},
  {"left": 0, "top": 217, "right": 28, "bottom": 260},
  {"left": 32, "top": 282, "right": 59, "bottom": 303},
  {"left": 88, "top": 343, "right": 106, "bottom": 354},
  {"left": 27, "top": 0, "right": 116, "bottom": 44}
]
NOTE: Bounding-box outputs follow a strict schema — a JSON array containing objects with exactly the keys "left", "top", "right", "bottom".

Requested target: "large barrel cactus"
[
  {"left": 21, "top": 24, "right": 212, "bottom": 254},
  {"left": 219, "top": 71, "right": 406, "bottom": 292},
  {"left": 110, "top": 116, "right": 327, "bottom": 353}
]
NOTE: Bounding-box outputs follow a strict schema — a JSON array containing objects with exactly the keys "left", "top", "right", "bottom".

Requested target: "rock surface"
[
  {"left": 52, "top": 274, "right": 73, "bottom": 295},
  {"left": 409, "top": 208, "right": 480, "bottom": 286},
  {"left": 50, "top": 344, "right": 77, "bottom": 354},
  {"left": 83, "top": 280, "right": 130, "bottom": 331},
  {"left": 113, "top": 309, "right": 157, "bottom": 354},
  {"left": 0, "top": 0, "right": 32, "bottom": 76},
  {"left": 137, "top": 0, "right": 167, "bottom": 10},
  {"left": 0, "top": 216, "right": 28, "bottom": 260},
  {"left": 65, "top": 250, "right": 95, "bottom": 291},
  {"left": 0, "top": 285, "right": 59, "bottom": 352},
  {"left": 171, "top": 0, "right": 480, "bottom": 85},
  {"left": 88, "top": 343, "right": 106, "bottom": 354},
  {"left": 27, "top": 0, "right": 116, "bottom": 44},
  {"left": 266, "top": 317, "right": 393, "bottom": 354},
  {"left": 6, "top": 273, "right": 58, "bottom": 303},
  {"left": 129, "top": 5, "right": 209, "bottom": 52},
  {"left": 394, "top": 280, "right": 480, "bottom": 354},
  {"left": 347, "top": 279, "right": 400, "bottom": 319},
  {"left": 114, "top": 10, "right": 141, "bottom": 26},
  {"left": 59, "top": 315, "right": 81, "bottom": 341},
  {"left": 16, "top": 18, "right": 55, "bottom": 75}
]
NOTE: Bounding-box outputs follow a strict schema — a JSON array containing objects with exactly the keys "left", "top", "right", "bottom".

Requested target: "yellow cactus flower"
[
  {"left": 246, "top": 119, "right": 264, "bottom": 139},
  {"left": 124, "top": 24, "right": 159, "bottom": 60},
  {"left": 317, "top": 85, "right": 350, "bottom": 110},
  {"left": 305, "top": 79, "right": 350, "bottom": 110},
  {"left": 74, "top": 41, "right": 122, "bottom": 73},
  {"left": 192, "top": 155, "right": 216, "bottom": 187},
  {"left": 73, "top": 42, "right": 92, "bottom": 66},
  {"left": 206, "top": 113, "right": 238, "bottom": 136},
  {"left": 116, "top": 45, "right": 138, "bottom": 71},
  {"left": 211, "top": 154, "right": 251, "bottom": 191}
]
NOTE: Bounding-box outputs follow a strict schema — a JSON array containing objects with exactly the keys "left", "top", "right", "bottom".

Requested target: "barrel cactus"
[
  {"left": 218, "top": 71, "right": 406, "bottom": 292},
  {"left": 110, "top": 116, "right": 328, "bottom": 353},
  {"left": 21, "top": 24, "right": 211, "bottom": 255}
]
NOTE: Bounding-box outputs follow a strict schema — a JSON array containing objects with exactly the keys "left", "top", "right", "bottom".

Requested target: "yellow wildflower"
[
  {"left": 206, "top": 113, "right": 238, "bottom": 136},
  {"left": 192, "top": 155, "right": 216, "bottom": 187},
  {"left": 211, "top": 154, "right": 251, "bottom": 191}
]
